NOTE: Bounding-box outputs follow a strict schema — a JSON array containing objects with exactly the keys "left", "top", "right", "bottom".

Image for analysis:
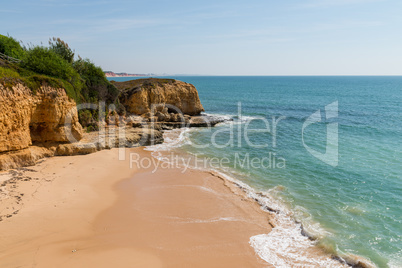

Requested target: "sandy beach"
[{"left": 0, "top": 148, "right": 274, "bottom": 267}]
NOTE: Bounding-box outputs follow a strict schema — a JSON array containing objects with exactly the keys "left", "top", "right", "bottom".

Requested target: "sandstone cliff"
[
  {"left": 0, "top": 83, "right": 83, "bottom": 154},
  {"left": 113, "top": 78, "right": 205, "bottom": 116},
  {"left": 0, "top": 82, "right": 166, "bottom": 170}
]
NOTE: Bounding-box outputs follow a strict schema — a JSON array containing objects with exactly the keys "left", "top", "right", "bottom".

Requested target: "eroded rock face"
[
  {"left": 115, "top": 79, "right": 205, "bottom": 116},
  {"left": 0, "top": 83, "right": 83, "bottom": 154},
  {"left": 0, "top": 146, "right": 54, "bottom": 171},
  {"left": 0, "top": 126, "right": 164, "bottom": 170},
  {"left": 30, "top": 86, "right": 83, "bottom": 143},
  {"left": 0, "top": 84, "right": 32, "bottom": 152}
]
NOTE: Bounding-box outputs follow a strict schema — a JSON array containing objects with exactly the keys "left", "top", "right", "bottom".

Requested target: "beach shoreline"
[{"left": 0, "top": 145, "right": 361, "bottom": 267}]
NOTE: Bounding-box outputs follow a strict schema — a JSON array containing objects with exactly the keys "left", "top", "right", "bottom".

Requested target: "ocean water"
[{"left": 110, "top": 76, "right": 402, "bottom": 267}]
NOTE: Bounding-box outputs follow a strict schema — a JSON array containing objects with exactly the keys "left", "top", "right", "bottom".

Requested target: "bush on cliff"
[
  {"left": 73, "top": 59, "right": 119, "bottom": 129},
  {"left": 48, "top": 37, "right": 75, "bottom": 64},
  {"left": 0, "top": 34, "right": 25, "bottom": 59},
  {"left": 0, "top": 34, "right": 120, "bottom": 130},
  {"left": 73, "top": 58, "right": 119, "bottom": 104},
  {"left": 21, "top": 46, "right": 83, "bottom": 101},
  {"left": 22, "top": 46, "right": 78, "bottom": 82}
]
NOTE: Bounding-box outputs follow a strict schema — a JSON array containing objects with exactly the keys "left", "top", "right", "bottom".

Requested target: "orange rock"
[
  {"left": 115, "top": 79, "right": 204, "bottom": 116},
  {"left": 0, "top": 83, "right": 83, "bottom": 153}
]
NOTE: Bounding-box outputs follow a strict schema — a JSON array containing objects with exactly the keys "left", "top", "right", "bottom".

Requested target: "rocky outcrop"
[
  {"left": 0, "top": 146, "right": 54, "bottom": 171},
  {"left": 0, "top": 83, "right": 86, "bottom": 170},
  {"left": 55, "top": 127, "right": 163, "bottom": 156},
  {"left": 0, "top": 83, "right": 83, "bottom": 154},
  {"left": 30, "top": 87, "right": 83, "bottom": 143},
  {"left": 0, "top": 126, "right": 163, "bottom": 170},
  {"left": 113, "top": 78, "right": 204, "bottom": 116},
  {"left": 0, "top": 78, "right": 208, "bottom": 171}
]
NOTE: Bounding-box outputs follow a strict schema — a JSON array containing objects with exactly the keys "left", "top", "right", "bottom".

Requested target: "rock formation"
[
  {"left": 0, "top": 78, "right": 218, "bottom": 171},
  {"left": 0, "top": 83, "right": 83, "bottom": 154},
  {"left": 0, "top": 83, "right": 167, "bottom": 170},
  {"left": 113, "top": 78, "right": 205, "bottom": 116}
]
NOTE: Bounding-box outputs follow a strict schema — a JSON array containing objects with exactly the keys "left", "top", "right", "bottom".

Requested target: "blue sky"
[{"left": 1, "top": 0, "right": 402, "bottom": 75}]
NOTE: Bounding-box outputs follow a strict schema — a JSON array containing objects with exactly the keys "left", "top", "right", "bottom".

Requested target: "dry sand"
[{"left": 0, "top": 148, "right": 273, "bottom": 267}]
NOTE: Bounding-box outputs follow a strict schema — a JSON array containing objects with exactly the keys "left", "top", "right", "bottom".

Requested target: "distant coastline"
[{"left": 104, "top": 71, "right": 155, "bottom": 77}]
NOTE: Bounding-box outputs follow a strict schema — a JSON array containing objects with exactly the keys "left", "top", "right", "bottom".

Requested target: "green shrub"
[
  {"left": 62, "top": 80, "right": 80, "bottom": 101},
  {"left": 79, "top": 109, "right": 100, "bottom": 131},
  {"left": 22, "top": 46, "right": 72, "bottom": 79},
  {"left": 78, "top": 110, "right": 93, "bottom": 126},
  {"left": 21, "top": 46, "right": 83, "bottom": 101},
  {"left": 0, "top": 34, "right": 25, "bottom": 59},
  {"left": 49, "top": 37, "right": 75, "bottom": 64},
  {"left": 73, "top": 59, "right": 119, "bottom": 103}
]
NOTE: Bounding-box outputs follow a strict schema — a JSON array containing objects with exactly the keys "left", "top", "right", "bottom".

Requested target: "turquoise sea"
[{"left": 110, "top": 76, "right": 401, "bottom": 267}]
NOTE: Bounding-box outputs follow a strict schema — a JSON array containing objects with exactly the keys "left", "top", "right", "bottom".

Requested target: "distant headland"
[{"left": 104, "top": 71, "right": 155, "bottom": 77}]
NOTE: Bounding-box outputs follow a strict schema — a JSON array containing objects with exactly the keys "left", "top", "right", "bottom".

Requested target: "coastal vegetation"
[{"left": 0, "top": 34, "right": 118, "bottom": 129}]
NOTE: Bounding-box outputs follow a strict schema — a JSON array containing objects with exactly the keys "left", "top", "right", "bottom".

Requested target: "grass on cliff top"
[
  {"left": 0, "top": 45, "right": 81, "bottom": 101},
  {"left": 0, "top": 63, "right": 77, "bottom": 99},
  {"left": 110, "top": 78, "right": 176, "bottom": 92},
  {"left": 0, "top": 66, "right": 20, "bottom": 79}
]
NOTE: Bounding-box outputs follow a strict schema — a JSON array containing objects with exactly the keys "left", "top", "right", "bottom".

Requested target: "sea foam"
[{"left": 145, "top": 117, "right": 350, "bottom": 267}]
